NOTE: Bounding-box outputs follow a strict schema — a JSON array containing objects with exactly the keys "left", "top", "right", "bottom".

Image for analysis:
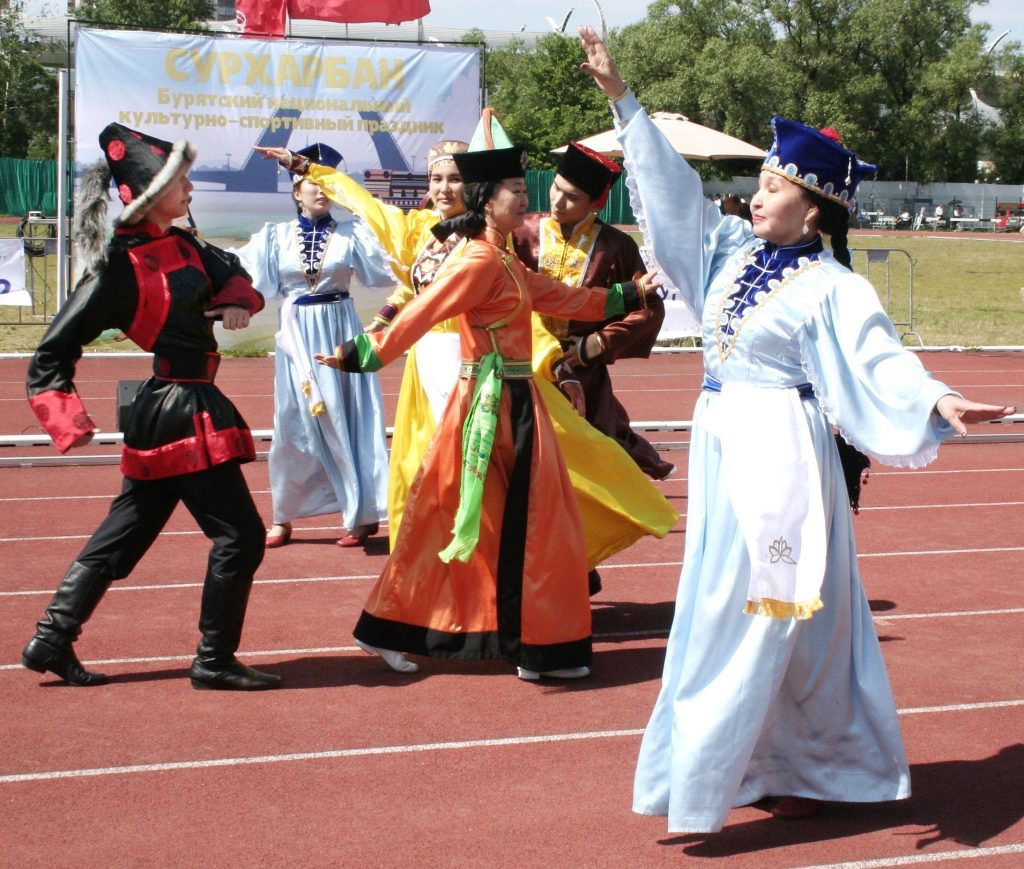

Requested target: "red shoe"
[
  {"left": 771, "top": 796, "right": 821, "bottom": 819},
  {"left": 337, "top": 522, "right": 379, "bottom": 547},
  {"left": 265, "top": 523, "right": 292, "bottom": 548}
]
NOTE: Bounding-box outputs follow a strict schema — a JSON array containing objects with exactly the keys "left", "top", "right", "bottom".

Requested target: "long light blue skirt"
[
  {"left": 269, "top": 297, "right": 388, "bottom": 530},
  {"left": 633, "top": 392, "right": 910, "bottom": 833}
]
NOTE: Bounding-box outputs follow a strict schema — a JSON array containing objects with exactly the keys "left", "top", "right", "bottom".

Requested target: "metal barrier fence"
[
  {"left": 850, "top": 247, "right": 922, "bottom": 346},
  {"left": 0, "top": 214, "right": 64, "bottom": 327}
]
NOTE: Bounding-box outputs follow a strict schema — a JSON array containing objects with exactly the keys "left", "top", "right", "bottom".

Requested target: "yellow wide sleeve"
[
  {"left": 307, "top": 163, "right": 436, "bottom": 295},
  {"left": 531, "top": 314, "right": 563, "bottom": 383}
]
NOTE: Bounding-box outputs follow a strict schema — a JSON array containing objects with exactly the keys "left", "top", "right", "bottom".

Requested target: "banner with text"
[
  {"left": 75, "top": 27, "right": 481, "bottom": 240},
  {"left": 0, "top": 240, "right": 32, "bottom": 307}
]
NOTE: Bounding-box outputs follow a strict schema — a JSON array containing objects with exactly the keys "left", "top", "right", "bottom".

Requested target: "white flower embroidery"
[{"left": 769, "top": 536, "right": 797, "bottom": 565}]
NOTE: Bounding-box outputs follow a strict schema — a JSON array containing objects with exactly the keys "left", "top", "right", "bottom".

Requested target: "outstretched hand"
[
  {"left": 578, "top": 25, "right": 627, "bottom": 100},
  {"left": 315, "top": 350, "right": 342, "bottom": 369},
  {"left": 254, "top": 145, "right": 293, "bottom": 167},
  {"left": 935, "top": 394, "right": 1015, "bottom": 436}
]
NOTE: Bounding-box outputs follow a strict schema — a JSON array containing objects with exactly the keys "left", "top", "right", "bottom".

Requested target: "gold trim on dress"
[
  {"left": 715, "top": 253, "right": 823, "bottom": 362},
  {"left": 459, "top": 360, "right": 533, "bottom": 379},
  {"left": 744, "top": 595, "right": 825, "bottom": 621}
]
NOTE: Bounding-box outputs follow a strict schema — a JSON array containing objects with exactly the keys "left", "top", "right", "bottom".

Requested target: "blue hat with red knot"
[{"left": 762, "top": 117, "right": 876, "bottom": 211}]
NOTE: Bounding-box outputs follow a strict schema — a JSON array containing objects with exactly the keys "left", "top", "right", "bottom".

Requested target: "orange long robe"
[
  {"left": 351, "top": 233, "right": 629, "bottom": 670},
  {"left": 306, "top": 164, "right": 678, "bottom": 562}
]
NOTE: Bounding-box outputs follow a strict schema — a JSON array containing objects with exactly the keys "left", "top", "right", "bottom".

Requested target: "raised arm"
[
  {"left": 578, "top": 26, "right": 753, "bottom": 320},
  {"left": 254, "top": 146, "right": 432, "bottom": 293}
]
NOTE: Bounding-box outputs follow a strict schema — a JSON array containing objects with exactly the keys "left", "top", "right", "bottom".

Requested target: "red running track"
[{"left": 1, "top": 351, "right": 1023, "bottom": 867}]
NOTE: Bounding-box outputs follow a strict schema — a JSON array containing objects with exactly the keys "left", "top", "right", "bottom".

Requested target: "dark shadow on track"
[
  {"left": 592, "top": 599, "right": 674, "bottom": 638},
  {"left": 655, "top": 743, "right": 1024, "bottom": 856},
  {"left": 141, "top": 644, "right": 668, "bottom": 692}
]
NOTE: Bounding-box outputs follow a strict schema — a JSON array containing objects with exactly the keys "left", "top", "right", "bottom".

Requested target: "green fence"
[
  {"left": 0, "top": 158, "right": 58, "bottom": 216},
  {"left": 526, "top": 169, "right": 637, "bottom": 225},
  {"left": 0, "top": 160, "right": 637, "bottom": 225}
]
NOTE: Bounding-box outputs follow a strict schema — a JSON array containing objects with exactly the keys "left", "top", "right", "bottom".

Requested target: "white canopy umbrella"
[{"left": 554, "top": 112, "right": 765, "bottom": 161}]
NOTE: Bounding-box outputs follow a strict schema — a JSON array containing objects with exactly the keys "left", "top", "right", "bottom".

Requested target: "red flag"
[
  {"left": 287, "top": 0, "right": 431, "bottom": 25},
  {"left": 236, "top": 0, "right": 288, "bottom": 37}
]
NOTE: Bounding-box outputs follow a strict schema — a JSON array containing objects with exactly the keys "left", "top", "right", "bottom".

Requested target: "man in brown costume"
[{"left": 513, "top": 142, "right": 672, "bottom": 480}]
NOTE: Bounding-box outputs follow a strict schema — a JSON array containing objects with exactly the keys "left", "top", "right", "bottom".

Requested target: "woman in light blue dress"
[
  {"left": 580, "top": 28, "right": 1015, "bottom": 834},
  {"left": 237, "top": 143, "right": 395, "bottom": 549}
]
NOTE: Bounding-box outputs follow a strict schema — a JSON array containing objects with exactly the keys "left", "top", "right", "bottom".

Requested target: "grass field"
[{"left": 2, "top": 222, "right": 1022, "bottom": 352}]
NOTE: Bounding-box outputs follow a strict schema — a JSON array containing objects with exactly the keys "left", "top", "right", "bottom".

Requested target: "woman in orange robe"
[{"left": 314, "top": 138, "right": 656, "bottom": 680}]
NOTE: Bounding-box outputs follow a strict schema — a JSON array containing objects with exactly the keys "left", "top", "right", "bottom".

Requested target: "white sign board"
[
  {"left": 0, "top": 239, "right": 32, "bottom": 307},
  {"left": 75, "top": 27, "right": 482, "bottom": 239}
]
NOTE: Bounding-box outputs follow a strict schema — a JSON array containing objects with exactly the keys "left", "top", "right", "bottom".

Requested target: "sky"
[
  {"left": 427, "top": 0, "right": 1023, "bottom": 40},
  {"left": 18, "top": 0, "right": 1024, "bottom": 40}
]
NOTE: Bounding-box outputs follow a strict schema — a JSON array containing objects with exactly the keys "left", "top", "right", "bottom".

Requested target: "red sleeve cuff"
[
  {"left": 29, "top": 390, "right": 96, "bottom": 453},
  {"left": 208, "top": 275, "right": 265, "bottom": 315}
]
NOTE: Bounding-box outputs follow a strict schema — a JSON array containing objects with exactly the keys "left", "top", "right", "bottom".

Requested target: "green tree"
[
  {"left": 0, "top": 6, "right": 58, "bottom": 159},
  {"left": 837, "top": 0, "right": 993, "bottom": 181},
  {"left": 485, "top": 33, "right": 612, "bottom": 169},
  {"left": 74, "top": 0, "right": 213, "bottom": 31},
  {"left": 983, "top": 48, "right": 1024, "bottom": 183}
]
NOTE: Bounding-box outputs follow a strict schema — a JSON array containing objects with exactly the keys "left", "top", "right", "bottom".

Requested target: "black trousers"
[{"left": 74, "top": 461, "right": 265, "bottom": 586}]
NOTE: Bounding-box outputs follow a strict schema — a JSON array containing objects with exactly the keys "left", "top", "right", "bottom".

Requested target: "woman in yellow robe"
[
  {"left": 316, "top": 143, "right": 661, "bottom": 677},
  {"left": 257, "top": 142, "right": 677, "bottom": 566}
]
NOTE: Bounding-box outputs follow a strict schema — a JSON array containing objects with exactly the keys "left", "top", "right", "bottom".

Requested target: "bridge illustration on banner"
[{"left": 189, "top": 109, "right": 430, "bottom": 208}]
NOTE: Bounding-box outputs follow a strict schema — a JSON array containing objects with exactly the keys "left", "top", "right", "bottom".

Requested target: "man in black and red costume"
[
  {"left": 512, "top": 142, "right": 673, "bottom": 480},
  {"left": 22, "top": 122, "right": 280, "bottom": 691}
]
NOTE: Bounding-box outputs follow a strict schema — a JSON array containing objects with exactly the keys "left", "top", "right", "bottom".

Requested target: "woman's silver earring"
[{"left": 802, "top": 220, "right": 810, "bottom": 236}]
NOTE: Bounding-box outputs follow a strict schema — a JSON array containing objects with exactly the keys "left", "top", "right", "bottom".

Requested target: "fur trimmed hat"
[
  {"left": 74, "top": 123, "right": 196, "bottom": 271},
  {"left": 100, "top": 123, "right": 197, "bottom": 226}
]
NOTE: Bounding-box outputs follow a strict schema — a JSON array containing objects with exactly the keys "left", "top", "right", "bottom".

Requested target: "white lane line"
[
  {"left": 0, "top": 518, "right": 385, "bottom": 544},
  {"left": 876, "top": 467, "right": 1024, "bottom": 476},
  {"left": 0, "top": 730, "right": 646, "bottom": 784},
  {"left": 861, "top": 546, "right": 1024, "bottom": 558},
  {"left": 0, "top": 629, "right": 671, "bottom": 670},
  {"left": 0, "top": 646, "right": 358, "bottom": 669},
  {"left": 0, "top": 487, "right": 274, "bottom": 502},
  {"left": 797, "top": 843, "right": 1024, "bottom": 868},
  {"left": 3, "top": 609, "right": 1018, "bottom": 670},
  {"left": 2, "top": 698, "right": 1022, "bottom": 784},
  {"left": 6, "top": 553, "right": 1024, "bottom": 598},
  {"left": 878, "top": 608, "right": 1024, "bottom": 620},
  {"left": 899, "top": 699, "right": 1024, "bottom": 715},
  {"left": 3, "top": 469, "right": 1024, "bottom": 508},
  {"left": 861, "top": 501, "right": 1024, "bottom": 511},
  {"left": 0, "top": 574, "right": 379, "bottom": 596},
  {"left": 0, "top": 560, "right": 689, "bottom": 597}
]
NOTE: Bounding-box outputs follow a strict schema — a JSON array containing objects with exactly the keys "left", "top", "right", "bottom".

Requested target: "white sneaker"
[
  {"left": 356, "top": 639, "right": 419, "bottom": 673},
  {"left": 517, "top": 666, "right": 590, "bottom": 681}
]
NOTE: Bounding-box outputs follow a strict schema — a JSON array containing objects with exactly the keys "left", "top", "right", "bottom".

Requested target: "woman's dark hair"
[
  {"left": 806, "top": 191, "right": 852, "bottom": 270},
  {"left": 804, "top": 188, "right": 869, "bottom": 505},
  {"left": 432, "top": 179, "right": 502, "bottom": 241}
]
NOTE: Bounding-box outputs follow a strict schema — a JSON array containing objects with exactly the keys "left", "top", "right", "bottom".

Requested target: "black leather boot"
[
  {"left": 22, "top": 561, "right": 112, "bottom": 686},
  {"left": 189, "top": 570, "right": 280, "bottom": 691}
]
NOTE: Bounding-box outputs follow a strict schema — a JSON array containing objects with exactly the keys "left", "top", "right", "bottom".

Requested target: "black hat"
[
  {"left": 99, "top": 122, "right": 197, "bottom": 226},
  {"left": 556, "top": 142, "right": 622, "bottom": 209},
  {"left": 452, "top": 108, "right": 527, "bottom": 183}
]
